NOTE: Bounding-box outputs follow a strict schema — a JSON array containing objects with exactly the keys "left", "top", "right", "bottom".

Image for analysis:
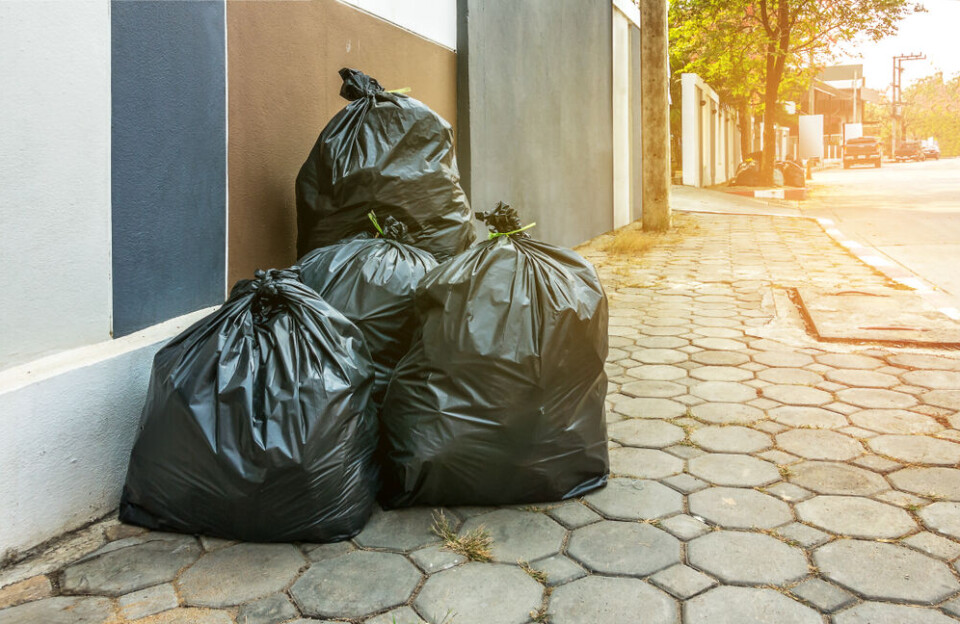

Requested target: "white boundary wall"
[
  {"left": 0, "top": 1, "right": 221, "bottom": 561},
  {"left": 681, "top": 73, "right": 740, "bottom": 187},
  {"left": 0, "top": 1, "right": 112, "bottom": 369},
  {"left": 0, "top": 308, "right": 214, "bottom": 561},
  {"left": 338, "top": 0, "right": 457, "bottom": 50},
  {"left": 612, "top": 0, "right": 640, "bottom": 228}
]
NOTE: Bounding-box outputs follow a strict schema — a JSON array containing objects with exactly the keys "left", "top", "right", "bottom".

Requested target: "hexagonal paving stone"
[
  {"left": 621, "top": 380, "right": 686, "bottom": 398},
  {"left": 459, "top": 510, "right": 564, "bottom": 563},
  {"left": 825, "top": 369, "right": 899, "bottom": 388},
  {"left": 687, "top": 531, "right": 807, "bottom": 585},
  {"left": 609, "top": 447, "right": 683, "bottom": 479},
  {"left": 690, "top": 426, "right": 771, "bottom": 453},
  {"left": 688, "top": 454, "right": 780, "bottom": 487},
  {"left": 776, "top": 430, "right": 863, "bottom": 461},
  {"left": 60, "top": 535, "right": 201, "bottom": 596},
  {"left": 612, "top": 397, "right": 687, "bottom": 419},
  {"left": 796, "top": 496, "right": 916, "bottom": 538},
  {"left": 889, "top": 467, "right": 960, "bottom": 500},
  {"left": 902, "top": 369, "right": 960, "bottom": 390},
  {"left": 354, "top": 506, "right": 441, "bottom": 552},
  {"left": 833, "top": 602, "right": 958, "bottom": 624},
  {"left": 582, "top": 478, "right": 683, "bottom": 520},
  {"left": 548, "top": 576, "right": 677, "bottom": 624},
  {"left": 409, "top": 545, "right": 466, "bottom": 574},
  {"left": 816, "top": 353, "right": 883, "bottom": 369},
  {"left": 414, "top": 563, "right": 541, "bottom": 624},
  {"left": 692, "top": 338, "right": 748, "bottom": 351},
  {"left": 178, "top": 543, "right": 305, "bottom": 607},
  {"left": 690, "top": 366, "right": 753, "bottom": 382},
  {"left": 888, "top": 353, "right": 960, "bottom": 370},
  {"left": 919, "top": 502, "right": 960, "bottom": 540},
  {"left": 567, "top": 521, "right": 680, "bottom": 577},
  {"left": 631, "top": 349, "right": 688, "bottom": 364},
  {"left": 291, "top": 551, "right": 420, "bottom": 619},
  {"left": 789, "top": 461, "right": 889, "bottom": 496},
  {"left": 366, "top": 606, "right": 426, "bottom": 624},
  {"left": 690, "top": 403, "right": 765, "bottom": 424},
  {"left": 868, "top": 435, "right": 960, "bottom": 466},
  {"left": 685, "top": 587, "right": 821, "bottom": 624},
  {"left": 607, "top": 419, "right": 684, "bottom": 448},
  {"left": 690, "top": 381, "right": 757, "bottom": 402},
  {"left": 692, "top": 351, "right": 750, "bottom": 366},
  {"left": 815, "top": 540, "right": 960, "bottom": 604},
  {"left": 626, "top": 365, "right": 686, "bottom": 381},
  {"left": 849, "top": 409, "right": 942, "bottom": 434},
  {"left": 923, "top": 390, "right": 960, "bottom": 410},
  {"left": 758, "top": 368, "right": 823, "bottom": 385},
  {"left": 753, "top": 352, "right": 814, "bottom": 367},
  {"left": 836, "top": 388, "right": 917, "bottom": 409},
  {"left": 688, "top": 487, "right": 793, "bottom": 529},
  {"left": 761, "top": 385, "right": 832, "bottom": 406},
  {"left": 532, "top": 554, "right": 586, "bottom": 587},
  {"left": 0, "top": 596, "right": 117, "bottom": 624},
  {"left": 236, "top": 593, "right": 297, "bottom": 624},
  {"left": 769, "top": 406, "right": 848, "bottom": 429}
]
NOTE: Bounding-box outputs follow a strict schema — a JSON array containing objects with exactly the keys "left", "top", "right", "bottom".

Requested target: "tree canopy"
[
  {"left": 903, "top": 72, "right": 960, "bottom": 156},
  {"left": 670, "top": 0, "right": 921, "bottom": 183}
]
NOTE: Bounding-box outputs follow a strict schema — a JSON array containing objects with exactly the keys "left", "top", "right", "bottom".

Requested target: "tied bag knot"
[
  {"left": 338, "top": 67, "right": 400, "bottom": 102},
  {"left": 476, "top": 201, "right": 536, "bottom": 239}
]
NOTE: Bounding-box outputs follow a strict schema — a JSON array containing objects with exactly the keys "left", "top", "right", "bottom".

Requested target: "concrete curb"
[{"left": 724, "top": 187, "right": 806, "bottom": 201}]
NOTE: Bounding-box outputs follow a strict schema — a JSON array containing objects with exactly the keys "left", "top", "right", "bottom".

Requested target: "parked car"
[
  {"left": 895, "top": 141, "right": 926, "bottom": 162},
  {"left": 843, "top": 136, "right": 882, "bottom": 169},
  {"left": 923, "top": 144, "right": 941, "bottom": 160}
]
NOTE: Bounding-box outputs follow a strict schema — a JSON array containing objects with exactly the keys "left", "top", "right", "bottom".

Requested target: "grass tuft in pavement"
[
  {"left": 431, "top": 511, "right": 493, "bottom": 562},
  {"left": 518, "top": 559, "right": 548, "bottom": 584}
]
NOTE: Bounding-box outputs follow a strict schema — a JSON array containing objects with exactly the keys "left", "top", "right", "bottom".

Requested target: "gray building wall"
[{"left": 457, "top": 0, "right": 614, "bottom": 247}]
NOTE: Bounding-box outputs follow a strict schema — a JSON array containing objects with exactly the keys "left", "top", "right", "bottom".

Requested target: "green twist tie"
[
  {"left": 387, "top": 87, "right": 411, "bottom": 94},
  {"left": 368, "top": 211, "right": 384, "bottom": 237},
  {"left": 489, "top": 222, "right": 536, "bottom": 239}
]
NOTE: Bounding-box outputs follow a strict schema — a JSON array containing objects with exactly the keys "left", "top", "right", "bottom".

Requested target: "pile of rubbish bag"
[
  {"left": 730, "top": 152, "right": 805, "bottom": 188},
  {"left": 120, "top": 69, "right": 609, "bottom": 543}
]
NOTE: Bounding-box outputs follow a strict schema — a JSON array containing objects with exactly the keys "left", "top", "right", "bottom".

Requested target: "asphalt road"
[{"left": 805, "top": 157, "right": 960, "bottom": 306}]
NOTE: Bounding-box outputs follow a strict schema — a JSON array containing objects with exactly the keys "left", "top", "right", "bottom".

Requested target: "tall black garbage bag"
[
  {"left": 120, "top": 268, "right": 379, "bottom": 543},
  {"left": 379, "top": 203, "right": 610, "bottom": 508},
  {"left": 295, "top": 68, "right": 475, "bottom": 261},
  {"left": 299, "top": 214, "right": 438, "bottom": 405}
]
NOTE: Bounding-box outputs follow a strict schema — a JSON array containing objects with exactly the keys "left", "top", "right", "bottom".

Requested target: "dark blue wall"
[{"left": 111, "top": 0, "right": 226, "bottom": 337}]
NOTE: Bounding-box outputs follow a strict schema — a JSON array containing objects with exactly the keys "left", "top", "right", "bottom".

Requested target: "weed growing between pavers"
[
  {"left": 431, "top": 511, "right": 493, "bottom": 562},
  {"left": 517, "top": 559, "right": 548, "bottom": 584}
]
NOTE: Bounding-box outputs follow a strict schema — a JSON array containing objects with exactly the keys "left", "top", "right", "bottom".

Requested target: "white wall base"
[{"left": 0, "top": 307, "right": 215, "bottom": 562}]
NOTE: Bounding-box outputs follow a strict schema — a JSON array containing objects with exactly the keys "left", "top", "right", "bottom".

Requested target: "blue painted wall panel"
[{"left": 111, "top": 0, "right": 226, "bottom": 337}]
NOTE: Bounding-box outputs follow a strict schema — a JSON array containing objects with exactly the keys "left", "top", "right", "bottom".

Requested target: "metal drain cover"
[{"left": 794, "top": 288, "right": 960, "bottom": 346}]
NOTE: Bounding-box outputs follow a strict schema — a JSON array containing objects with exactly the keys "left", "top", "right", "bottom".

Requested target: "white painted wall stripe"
[
  {"left": 337, "top": 0, "right": 457, "bottom": 50},
  {"left": 0, "top": 0, "right": 112, "bottom": 369}
]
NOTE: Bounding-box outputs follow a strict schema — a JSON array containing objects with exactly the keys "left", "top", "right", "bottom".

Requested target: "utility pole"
[
  {"left": 892, "top": 53, "right": 925, "bottom": 149},
  {"left": 640, "top": 0, "right": 671, "bottom": 232}
]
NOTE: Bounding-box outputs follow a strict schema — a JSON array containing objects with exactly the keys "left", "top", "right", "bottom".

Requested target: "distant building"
[{"left": 805, "top": 64, "right": 882, "bottom": 158}]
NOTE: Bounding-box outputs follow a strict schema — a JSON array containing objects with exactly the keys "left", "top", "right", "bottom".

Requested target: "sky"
[{"left": 837, "top": 0, "right": 960, "bottom": 93}]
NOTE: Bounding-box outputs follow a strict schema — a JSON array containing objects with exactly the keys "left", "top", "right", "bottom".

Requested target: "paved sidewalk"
[{"left": 4, "top": 207, "right": 960, "bottom": 624}]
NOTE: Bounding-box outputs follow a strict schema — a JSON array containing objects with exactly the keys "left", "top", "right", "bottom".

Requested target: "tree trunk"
[
  {"left": 760, "top": 48, "right": 781, "bottom": 185},
  {"left": 738, "top": 103, "right": 751, "bottom": 157}
]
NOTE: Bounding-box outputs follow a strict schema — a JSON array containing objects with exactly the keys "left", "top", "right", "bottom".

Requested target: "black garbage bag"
[
  {"left": 731, "top": 159, "right": 762, "bottom": 186},
  {"left": 119, "top": 268, "right": 379, "bottom": 543},
  {"left": 299, "top": 214, "right": 438, "bottom": 405},
  {"left": 379, "top": 202, "right": 610, "bottom": 508},
  {"left": 777, "top": 160, "right": 805, "bottom": 187},
  {"left": 295, "top": 68, "right": 475, "bottom": 261}
]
